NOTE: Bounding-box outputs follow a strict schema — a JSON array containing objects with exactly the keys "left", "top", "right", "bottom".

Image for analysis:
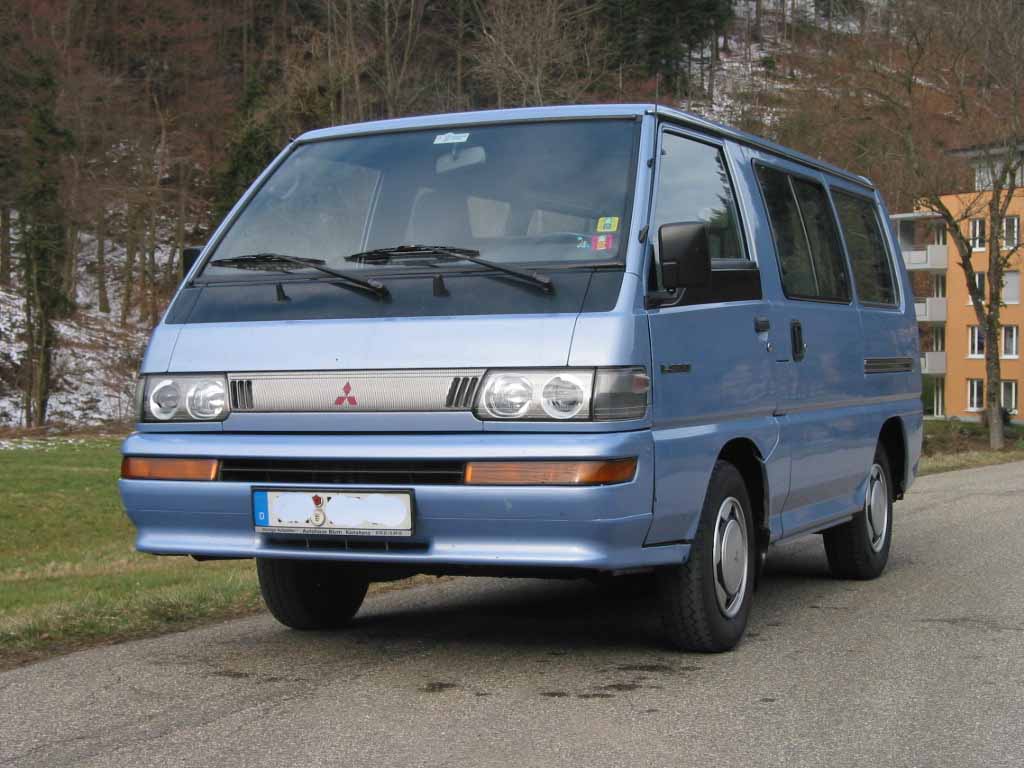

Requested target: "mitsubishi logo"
[{"left": 334, "top": 382, "right": 358, "bottom": 407}]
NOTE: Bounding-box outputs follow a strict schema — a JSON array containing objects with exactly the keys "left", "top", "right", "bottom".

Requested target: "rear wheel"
[
  {"left": 823, "top": 446, "right": 893, "bottom": 580},
  {"left": 257, "top": 559, "right": 369, "bottom": 630},
  {"left": 657, "top": 461, "right": 755, "bottom": 652}
]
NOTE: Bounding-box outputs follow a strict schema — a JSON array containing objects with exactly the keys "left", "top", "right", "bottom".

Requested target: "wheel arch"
[
  {"left": 717, "top": 438, "right": 769, "bottom": 557},
  {"left": 878, "top": 417, "right": 908, "bottom": 500}
]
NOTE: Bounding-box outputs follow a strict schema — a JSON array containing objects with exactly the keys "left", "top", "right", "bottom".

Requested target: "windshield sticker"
[
  {"left": 434, "top": 132, "right": 470, "bottom": 145},
  {"left": 596, "top": 216, "right": 620, "bottom": 233},
  {"left": 591, "top": 234, "right": 615, "bottom": 251}
]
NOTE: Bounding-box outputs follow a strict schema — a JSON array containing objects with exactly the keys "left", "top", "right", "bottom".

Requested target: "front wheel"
[
  {"left": 656, "top": 461, "right": 756, "bottom": 652},
  {"left": 257, "top": 559, "right": 369, "bottom": 630},
  {"left": 823, "top": 446, "right": 893, "bottom": 580}
]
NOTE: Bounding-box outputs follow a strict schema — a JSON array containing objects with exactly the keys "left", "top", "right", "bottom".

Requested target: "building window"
[
  {"left": 1004, "top": 270, "right": 1020, "bottom": 304},
  {"left": 968, "top": 271, "right": 986, "bottom": 304},
  {"left": 1004, "top": 216, "right": 1020, "bottom": 248},
  {"left": 933, "top": 273, "right": 946, "bottom": 298},
  {"left": 932, "top": 325, "right": 945, "bottom": 352},
  {"left": 1004, "top": 325, "right": 1020, "bottom": 358},
  {"left": 970, "top": 218, "right": 986, "bottom": 250},
  {"left": 1002, "top": 380, "right": 1018, "bottom": 414},
  {"left": 933, "top": 378, "right": 945, "bottom": 416},
  {"left": 967, "top": 378, "right": 985, "bottom": 411},
  {"left": 969, "top": 326, "right": 985, "bottom": 357},
  {"left": 932, "top": 224, "right": 947, "bottom": 245}
]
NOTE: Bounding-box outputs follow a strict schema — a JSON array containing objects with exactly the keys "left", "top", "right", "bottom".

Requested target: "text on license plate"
[{"left": 253, "top": 490, "right": 413, "bottom": 537}]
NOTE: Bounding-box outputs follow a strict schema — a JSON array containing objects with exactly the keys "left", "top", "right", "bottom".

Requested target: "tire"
[
  {"left": 656, "top": 461, "right": 756, "bottom": 652},
  {"left": 257, "top": 558, "right": 369, "bottom": 630},
  {"left": 823, "top": 445, "right": 893, "bottom": 580}
]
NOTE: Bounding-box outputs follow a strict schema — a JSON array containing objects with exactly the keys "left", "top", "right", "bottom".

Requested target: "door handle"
[
  {"left": 790, "top": 320, "right": 806, "bottom": 362},
  {"left": 754, "top": 317, "right": 771, "bottom": 333}
]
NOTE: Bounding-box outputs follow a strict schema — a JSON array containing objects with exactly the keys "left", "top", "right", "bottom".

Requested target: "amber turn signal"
[
  {"left": 121, "top": 457, "right": 220, "bottom": 481},
  {"left": 464, "top": 458, "right": 637, "bottom": 486}
]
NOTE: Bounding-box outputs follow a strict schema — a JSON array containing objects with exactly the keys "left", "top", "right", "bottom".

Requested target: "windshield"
[{"left": 201, "top": 119, "right": 638, "bottom": 279}]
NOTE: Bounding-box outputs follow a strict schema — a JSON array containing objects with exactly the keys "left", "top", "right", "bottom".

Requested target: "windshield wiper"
[
  {"left": 208, "top": 252, "right": 389, "bottom": 299},
  {"left": 345, "top": 244, "right": 553, "bottom": 293}
]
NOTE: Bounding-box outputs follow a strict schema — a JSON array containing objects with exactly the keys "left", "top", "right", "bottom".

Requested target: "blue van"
[{"left": 119, "top": 105, "right": 922, "bottom": 652}]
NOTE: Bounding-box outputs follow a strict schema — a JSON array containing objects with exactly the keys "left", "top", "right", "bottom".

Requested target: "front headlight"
[
  {"left": 475, "top": 367, "right": 649, "bottom": 421},
  {"left": 139, "top": 375, "right": 229, "bottom": 422}
]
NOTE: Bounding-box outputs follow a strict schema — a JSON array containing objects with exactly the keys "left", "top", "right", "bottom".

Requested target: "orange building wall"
[{"left": 938, "top": 192, "right": 1024, "bottom": 421}]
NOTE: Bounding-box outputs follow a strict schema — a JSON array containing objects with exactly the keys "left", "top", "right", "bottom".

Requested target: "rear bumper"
[{"left": 119, "top": 430, "right": 687, "bottom": 573}]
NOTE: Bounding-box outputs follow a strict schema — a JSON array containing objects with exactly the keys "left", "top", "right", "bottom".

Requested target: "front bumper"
[{"left": 119, "top": 430, "right": 687, "bottom": 573}]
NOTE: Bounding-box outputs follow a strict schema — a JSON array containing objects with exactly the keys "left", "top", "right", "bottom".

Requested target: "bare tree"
[
  {"left": 818, "top": 0, "right": 1024, "bottom": 448},
  {"left": 471, "top": 0, "right": 607, "bottom": 107},
  {"left": 367, "top": 0, "right": 427, "bottom": 118}
]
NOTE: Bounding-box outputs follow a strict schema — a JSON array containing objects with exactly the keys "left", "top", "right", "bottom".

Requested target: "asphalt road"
[{"left": 3, "top": 462, "right": 1023, "bottom": 768}]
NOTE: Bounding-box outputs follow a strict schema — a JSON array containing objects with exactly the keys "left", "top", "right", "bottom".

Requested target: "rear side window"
[
  {"left": 833, "top": 190, "right": 899, "bottom": 306},
  {"left": 756, "top": 165, "right": 851, "bottom": 302}
]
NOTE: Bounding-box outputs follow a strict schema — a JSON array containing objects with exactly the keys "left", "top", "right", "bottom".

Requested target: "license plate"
[{"left": 253, "top": 489, "right": 414, "bottom": 537}]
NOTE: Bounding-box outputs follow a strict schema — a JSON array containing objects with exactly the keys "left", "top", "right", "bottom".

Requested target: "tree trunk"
[
  {"left": 22, "top": 238, "right": 57, "bottom": 428},
  {"left": 985, "top": 197, "right": 1007, "bottom": 450},
  {"left": 146, "top": 210, "right": 159, "bottom": 327},
  {"left": 345, "top": 0, "right": 364, "bottom": 121},
  {"left": 95, "top": 213, "right": 110, "bottom": 313},
  {"left": 455, "top": 0, "right": 465, "bottom": 107},
  {"left": 709, "top": 23, "right": 718, "bottom": 105},
  {"left": 0, "top": 207, "right": 11, "bottom": 288},
  {"left": 64, "top": 221, "right": 78, "bottom": 305},
  {"left": 985, "top": 332, "right": 1005, "bottom": 449},
  {"left": 120, "top": 210, "right": 138, "bottom": 327},
  {"left": 171, "top": 168, "right": 189, "bottom": 282}
]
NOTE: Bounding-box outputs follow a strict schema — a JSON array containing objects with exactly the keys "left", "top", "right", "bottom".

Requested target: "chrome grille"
[{"left": 225, "top": 369, "right": 486, "bottom": 413}]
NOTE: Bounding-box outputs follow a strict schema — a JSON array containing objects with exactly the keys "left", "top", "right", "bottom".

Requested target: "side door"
[
  {"left": 832, "top": 184, "right": 920, "bottom": 486},
  {"left": 751, "top": 160, "right": 868, "bottom": 536},
  {"left": 644, "top": 127, "right": 782, "bottom": 545}
]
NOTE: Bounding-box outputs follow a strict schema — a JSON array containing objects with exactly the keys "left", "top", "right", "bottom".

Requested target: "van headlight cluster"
[
  {"left": 475, "top": 367, "right": 649, "bottom": 421},
  {"left": 137, "top": 375, "right": 229, "bottom": 422}
]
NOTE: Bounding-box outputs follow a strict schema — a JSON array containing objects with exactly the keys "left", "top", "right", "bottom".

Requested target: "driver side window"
[{"left": 652, "top": 132, "right": 746, "bottom": 265}]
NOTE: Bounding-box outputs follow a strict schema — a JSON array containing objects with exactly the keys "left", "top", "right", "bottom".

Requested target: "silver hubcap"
[
  {"left": 865, "top": 463, "right": 889, "bottom": 553},
  {"left": 713, "top": 497, "right": 749, "bottom": 618}
]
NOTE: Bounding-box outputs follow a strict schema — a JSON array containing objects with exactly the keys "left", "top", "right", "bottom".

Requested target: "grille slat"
[
  {"left": 463, "top": 377, "right": 479, "bottom": 407},
  {"left": 230, "top": 379, "right": 255, "bottom": 410},
  {"left": 219, "top": 458, "right": 465, "bottom": 485},
  {"left": 443, "top": 375, "right": 480, "bottom": 409},
  {"left": 444, "top": 378, "right": 461, "bottom": 407}
]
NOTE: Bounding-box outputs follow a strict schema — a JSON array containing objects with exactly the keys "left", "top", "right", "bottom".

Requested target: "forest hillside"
[{"left": 1, "top": 0, "right": 1019, "bottom": 428}]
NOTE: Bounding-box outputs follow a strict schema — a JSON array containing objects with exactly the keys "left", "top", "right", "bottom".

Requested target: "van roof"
[{"left": 295, "top": 104, "right": 875, "bottom": 190}]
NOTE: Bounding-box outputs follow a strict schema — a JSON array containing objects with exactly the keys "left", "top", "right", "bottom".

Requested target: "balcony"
[
  {"left": 915, "top": 297, "right": 947, "bottom": 323},
  {"left": 902, "top": 244, "right": 948, "bottom": 271},
  {"left": 921, "top": 351, "right": 946, "bottom": 375}
]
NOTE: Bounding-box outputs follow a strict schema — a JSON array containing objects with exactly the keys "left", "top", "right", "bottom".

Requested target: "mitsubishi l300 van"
[{"left": 119, "top": 105, "right": 922, "bottom": 652}]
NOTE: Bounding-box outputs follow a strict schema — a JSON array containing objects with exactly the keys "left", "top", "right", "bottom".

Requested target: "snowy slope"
[{"left": 0, "top": 230, "right": 165, "bottom": 428}]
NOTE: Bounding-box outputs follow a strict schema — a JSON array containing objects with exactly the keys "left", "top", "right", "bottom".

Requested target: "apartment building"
[{"left": 891, "top": 192, "right": 1022, "bottom": 423}]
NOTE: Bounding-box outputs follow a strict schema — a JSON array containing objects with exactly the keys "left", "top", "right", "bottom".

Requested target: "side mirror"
[
  {"left": 181, "top": 246, "right": 203, "bottom": 281},
  {"left": 658, "top": 221, "right": 711, "bottom": 291}
]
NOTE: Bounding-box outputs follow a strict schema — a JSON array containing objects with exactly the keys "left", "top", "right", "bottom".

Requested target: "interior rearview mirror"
[
  {"left": 658, "top": 221, "right": 711, "bottom": 291},
  {"left": 182, "top": 246, "right": 203, "bottom": 281},
  {"left": 436, "top": 146, "right": 486, "bottom": 174}
]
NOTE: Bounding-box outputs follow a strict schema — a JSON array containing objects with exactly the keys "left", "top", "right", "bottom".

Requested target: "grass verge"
[
  {"left": 918, "top": 419, "right": 1024, "bottom": 476},
  {"left": 0, "top": 437, "right": 263, "bottom": 670}
]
